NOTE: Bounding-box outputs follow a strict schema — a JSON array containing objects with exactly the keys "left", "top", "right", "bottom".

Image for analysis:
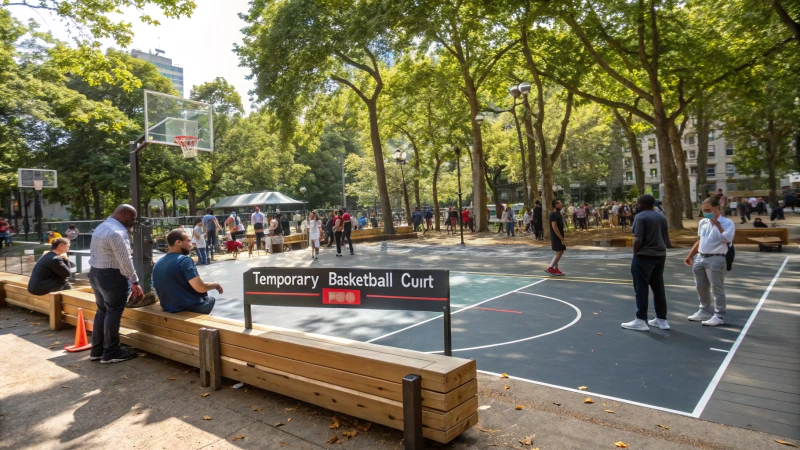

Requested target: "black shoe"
[
  {"left": 350, "top": 252, "right": 355, "bottom": 255},
  {"left": 101, "top": 347, "right": 138, "bottom": 364},
  {"left": 89, "top": 354, "right": 102, "bottom": 361}
]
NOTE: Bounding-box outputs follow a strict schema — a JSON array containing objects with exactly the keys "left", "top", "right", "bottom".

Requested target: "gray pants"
[{"left": 692, "top": 254, "right": 727, "bottom": 317}]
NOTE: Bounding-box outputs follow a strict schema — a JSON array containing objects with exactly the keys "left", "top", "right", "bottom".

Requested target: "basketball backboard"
[
  {"left": 144, "top": 90, "right": 213, "bottom": 151},
  {"left": 18, "top": 169, "right": 57, "bottom": 189}
]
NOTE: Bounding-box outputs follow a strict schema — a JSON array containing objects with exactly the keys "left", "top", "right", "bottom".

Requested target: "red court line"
[
  {"left": 476, "top": 307, "right": 523, "bottom": 314},
  {"left": 245, "top": 292, "right": 320, "bottom": 297},
  {"left": 366, "top": 294, "right": 448, "bottom": 301}
]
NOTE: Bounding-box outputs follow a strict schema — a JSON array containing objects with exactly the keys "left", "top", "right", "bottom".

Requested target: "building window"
[
  {"left": 690, "top": 166, "right": 698, "bottom": 174},
  {"left": 623, "top": 146, "right": 630, "bottom": 153},
  {"left": 726, "top": 164, "right": 735, "bottom": 177},
  {"left": 648, "top": 138, "right": 656, "bottom": 150},
  {"left": 728, "top": 183, "right": 737, "bottom": 191},
  {"left": 726, "top": 145, "right": 734, "bottom": 156},
  {"left": 708, "top": 131, "right": 716, "bottom": 141},
  {"left": 624, "top": 158, "right": 631, "bottom": 167},
  {"left": 708, "top": 145, "right": 715, "bottom": 158},
  {"left": 707, "top": 167, "right": 716, "bottom": 177},
  {"left": 649, "top": 154, "right": 657, "bottom": 164},
  {"left": 650, "top": 168, "right": 658, "bottom": 178},
  {"left": 500, "top": 192, "right": 508, "bottom": 200},
  {"left": 686, "top": 136, "right": 695, "bottom": 145},
  {"left": 625, "top": 171, "right": 633, "bottom": 181},
  {"left": 689, "top": 150, "right": 696, "bottom": 159}
]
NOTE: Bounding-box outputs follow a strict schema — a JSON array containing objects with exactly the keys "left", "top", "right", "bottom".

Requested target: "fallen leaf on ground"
[
  {"left": 198, "top": 393, "right": 210, "bottom": 398},
  {"left": 287, "top": 418, "right": 291, "bottom": 422},
  {"left": 329, "top": 417, "right": 341, "bottom": 429},
  {"left": 515, "top": 405, "right": 525, "bottom": 410},
  {"left": 477, "top": 427, "right": 500, "bottom": 433},
  {"left": 202, "top": 415, "right": 212, "bottom": 420},
  {"left": 501, "top": 373, "right": 509, "bottom": 378},
  {"left": 285, "top": 404, "right": 300, "bottom": 411},
  {"left": 326, "top": 435, "right": 340, "bottom": 444},
  {"left": 604, "top": 410, "right": 614, "bottom": 414},
  {"left": 578, "top": 386, "right": 588, "bottom": 390},
  {"left": 598, "top": 333, "right": 602, "bottom": 335},
  {"left": 504, "top": 386, "right": 510, "bottom": 390},
  {"left": 614, "top": 442, "right": 629, "bottom": 448},
  {"left": 553, "top": 402, "right": 561, "bottom": 406},
  {"left": 61, "top": 386, "right": 70, "bottom": 389},
  {"left": 274, "top": 422, "right": 285, "bottom": 428},
  {"left": 231, "top": 435, "right": 245, "bottom": 441},
  {"left": 251, "top": 405, "right": 263, "bottom": 412},
  {"left": 342, "top": 430, "right": 357, "bottom": 439},
  {"left": 167, "top": 377, "right": 177, "bottom": 381},
  {"left": 775, "top": 439, "right": 799, "bottom": 448},
  {"left": 519, "top": 435, "right": 535, "bottom": 445},
  {"left": 656, "top": 424, "right": 670, "bottom": 430},
  {"left": 356, "top": 421, "right": 371, "bottom": 432},
  {"left": 182, "top": 416, "right": 188, "bottom": 419},
  {"left": 593, "top": 312, "right": 598, "bottom": 315},
  {"left": 584, "top": 398, "right": 594, "bottom": 404}
]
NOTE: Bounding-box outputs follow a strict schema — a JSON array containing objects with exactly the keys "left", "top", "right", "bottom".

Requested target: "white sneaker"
[
  {"left": 647, "top": 318, "right": 671, "bottom": 330},
  {"left": 702, "top": 315, "right": 725, "bottom": 326},
  {"left": 621, "top": 318, "right": 649, "bottom": 331},
  {"left": 688, "top": 310, "right": 713, "bottom": 322}
]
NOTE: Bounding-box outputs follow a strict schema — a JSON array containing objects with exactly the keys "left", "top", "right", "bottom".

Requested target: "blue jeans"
[
  {"left": 631, "top": 255, "right": 667, "bottom": 320},
  {"left": 182, "top": 296, "right": 215, "bottom": 314},
  {"left": 89, "top": 268, "right": 130, "bottom": 357},
  {"left": 206, "top": 231, "right": 218, "bottom": 258},
  {"left": 196, "top": 247, "right": 208, "bottom": 265},
  {"left": 506, "top": 222, "right": 515, "bottom": 236}
]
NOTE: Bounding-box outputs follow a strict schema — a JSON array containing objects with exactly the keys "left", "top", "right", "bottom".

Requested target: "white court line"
[
  {"left": 425, "top": 291, "right": 581, "bottom": 353},
  {"left": 710, "top": 348, "right": 729, "bottom": 353},
  {"left": 691, "top": 256, "right": 790, "bottom": 418},
  {"left": 367, "top": 279, "right": 547, "bottom": 343},
  {"left": 478, "top": 370, "right": 695, "bottom": 417}
]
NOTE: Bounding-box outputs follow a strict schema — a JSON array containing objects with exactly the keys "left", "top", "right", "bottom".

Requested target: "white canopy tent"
[{"left": 212, "top": 191, "right": 302, "bottom": 210}]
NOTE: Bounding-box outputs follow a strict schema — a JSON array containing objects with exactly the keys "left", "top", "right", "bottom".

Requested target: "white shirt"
[
  {"left": 307, "top": 219, "right": 322, "bottom": 238},
  {"left": 748, "top": 197, "right": 757, "bottom": 207},
  {"left": 251, "top": 212, "right": 265, "bottom": 224},
  {"left": 697, "top": 215, "right": 735, "bottom": 255},
  {"left": 612, "top": 205, "right": 620, "bottom": 214},
  {"left": 88, "top": 217, "right": 138, "bottom": 283},
  {"left": 729, "top": 201, "right": 737, "bottom": 209},
  {"left": 523, "top": 212, "right": 530, "bottom": 224},
  {"left": 192, "top": 225, "right": 206, "bottom": 248}
]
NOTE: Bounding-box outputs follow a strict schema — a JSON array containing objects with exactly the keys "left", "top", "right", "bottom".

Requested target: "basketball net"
[{"left": 174, "top": 135, "right": 199, "bottom": 158}]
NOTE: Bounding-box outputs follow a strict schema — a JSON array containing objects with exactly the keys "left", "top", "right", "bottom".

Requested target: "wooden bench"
[
  {"left": 0, "top": 276, "right": 63, "bottom": 331},
  {"left": 0, "top": 275, "right": 478, "bottom": 444},
  {"left": 733, "top": 228, "right": 788, "bottom": 245},
  {"left": 747, "top": 237, "right": 783, "bottom": 252}
]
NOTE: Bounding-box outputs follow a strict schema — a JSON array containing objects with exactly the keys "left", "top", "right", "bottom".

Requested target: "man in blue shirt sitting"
[{"left": 152, "top": 229, "right": 224, "bottom": 314}]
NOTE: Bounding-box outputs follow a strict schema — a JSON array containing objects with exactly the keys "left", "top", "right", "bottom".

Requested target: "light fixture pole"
[
  {"left": 33, "top": 179, "right": 43, "bottom": 243},
  {"left": 299, "top": 186, "right": 307, "bottom": 229},
  {"left": 392, "top": 149, "right": 410, "bottom": 225},
  {"left": 454, "top": 146, "right": 465, "bottom": 246}
]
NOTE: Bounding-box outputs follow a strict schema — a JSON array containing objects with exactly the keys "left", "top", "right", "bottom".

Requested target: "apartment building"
[{"left": 131, "top": 49, "right": 185, "bottom": 97}]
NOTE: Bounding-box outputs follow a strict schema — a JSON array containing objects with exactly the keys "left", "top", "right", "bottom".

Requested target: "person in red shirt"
[
  {"left": 341, "top": 208, "right": 354, "bottom": 255},
  {"left": 461, "top": 208, "right": 470, "bottom": 232}
]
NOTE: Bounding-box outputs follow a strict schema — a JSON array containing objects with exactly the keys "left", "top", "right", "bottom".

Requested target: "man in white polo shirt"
[{"left": 684, "top": 196, "right": 735, "bottom": 326}]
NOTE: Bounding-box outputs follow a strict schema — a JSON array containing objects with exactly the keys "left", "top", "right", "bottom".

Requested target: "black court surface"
[{"left": 197, "top": 243, "right": 796, "bottom": 434}]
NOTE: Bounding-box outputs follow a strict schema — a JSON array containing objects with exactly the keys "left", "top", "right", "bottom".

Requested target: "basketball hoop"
[{"left": 174, "top": 135, "right": 199, "bottom": 158}]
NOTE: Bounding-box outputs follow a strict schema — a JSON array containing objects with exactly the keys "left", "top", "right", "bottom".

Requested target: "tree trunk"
[
  {"left": 612, "top": 109, "right": 646, "bottom": 195},
  {"left": 667, "top": 120, "right": 694, "bottom": 219},
  {"left": 401, "top": 166, "right": 411, "bottom": 226},
  {"left": 521, "top": 94, "right": 540, "bottom": 203},
  {"left": 767, "top": 119, "right": 779, "bottom": 207},
  {"left": 161, "top": 197, "right": 168, "bottom": 217},
  {"left": 412, "top": 145, "right": 421, "bottom": 210},
  {"left": 90, "top": 183, "right": 102, "bottom": 220},
  {"left": 653, "top": 118, "right": 683, "bottom": 229},
  {"left": 696, "top": 115, "right": 711, "bottom": 200},
  {"left": 367, "top": 100, "right": 395, "bottom": 234},
  {"left": 464, "top": 80, "right": 488, "bottom": 231},
  {"left": 80, "top": 187, "right": 91, "bottom": 219},
  {"left": 433, "top": 153, "right": 442, "bottom": 231},
  {"left": 186, "top": 184, "right": 197, "bottom": 216}
]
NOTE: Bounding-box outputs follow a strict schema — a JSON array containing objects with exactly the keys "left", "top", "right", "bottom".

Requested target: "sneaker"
[
  {"left": 647, "top": 318, "right": 671, "bottom": 330},
  {"left": 621, "top": 318, "right": 650, "bottom": 331},
  {"left": 702, "top": 315, "right": 725, "bottom": 326},
  {"left": 688, "top": 310, "right": 713, "bottom": 322},
  {"left": 350, "top": 252, "right": 355, "bottom": 255},
  {"left": 89, "top": 353, "right": 102, "bottom": 361},
  {"left": 336, "top": 253, "right": 342, "bottom": 257},
  {"left": 101, "top": 348, "right": 138, "bottom": 364},
  {"left": 544, "top": 267, "right": 557, "bottom": 276},
  {"left": 553, "top": 268, "right": 565, "bottom": 277}
]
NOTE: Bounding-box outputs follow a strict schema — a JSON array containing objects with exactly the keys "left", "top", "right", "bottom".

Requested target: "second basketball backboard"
[{"left": 144, "top": 90, "right": 213, "bottom": 151}]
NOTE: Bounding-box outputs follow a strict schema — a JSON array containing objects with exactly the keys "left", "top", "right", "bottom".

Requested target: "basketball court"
[{"left": 192, "top": 242, "right": 793, "bottom": 421}]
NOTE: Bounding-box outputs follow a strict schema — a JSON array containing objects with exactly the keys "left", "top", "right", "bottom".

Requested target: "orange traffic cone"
[{"left": 64, "top": 308, "right": 92, "bottom": 352}]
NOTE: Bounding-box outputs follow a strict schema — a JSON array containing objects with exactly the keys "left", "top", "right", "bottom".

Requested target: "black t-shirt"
[
  {"left": 449, "top": 211, "right": 458, "bottom": 219},
  {"left": 28, "top": 251, "right": 71, "bottom": 295},
  {"left": 532, "top": 206, "right": 542, "bottom": 223},
  {"left": 549, "top": 211, "right": 564, "bottom": 239}
]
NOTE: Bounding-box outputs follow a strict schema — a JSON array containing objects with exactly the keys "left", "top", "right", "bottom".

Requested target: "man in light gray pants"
[{"left": 684, "top": 197, "right": 735, "bottom": 326}]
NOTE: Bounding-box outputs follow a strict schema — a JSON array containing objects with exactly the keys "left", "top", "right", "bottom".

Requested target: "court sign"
[{"left": 242, "top": 268, "right": 453, "bottom": 355}]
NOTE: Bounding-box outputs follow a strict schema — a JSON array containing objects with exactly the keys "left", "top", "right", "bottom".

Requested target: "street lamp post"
[
  {"left": 454, "top": 147, "right": 465, "bottom": 246},
  {"left": 33, "top": 179, "right": 43, "bottom": 243},
  {"left": 299, "top": 186, "right": 307, "bottom": 230},
  {"left": 392, "top": 150, "right": 410, "bottom": 226}
]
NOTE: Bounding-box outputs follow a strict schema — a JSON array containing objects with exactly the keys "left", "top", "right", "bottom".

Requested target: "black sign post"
[{"left": 243, "top": 267, "right": 452, "bottom": 356}]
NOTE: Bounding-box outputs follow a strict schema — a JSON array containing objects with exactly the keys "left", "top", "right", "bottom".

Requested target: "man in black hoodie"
[{"left": 28, "top": 238, "right": 73, "bottom": 295}]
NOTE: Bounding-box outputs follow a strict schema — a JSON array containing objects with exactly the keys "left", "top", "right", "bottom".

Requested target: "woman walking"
[{"left": 307, "top": 211, "right": 322, "bottom": 259}]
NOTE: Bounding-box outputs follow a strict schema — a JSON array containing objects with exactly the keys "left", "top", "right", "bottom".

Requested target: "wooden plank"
[
  {"left": 701, "top": 408, "right": 800, "bottom": 440},
  {"left": 4, "top": 285, "right": 51, "bottom": 312},
  {"left": 4, "top": 298, "right": 48, "bottom": 315},
  {"left": 48, "top": 292, "right": 62, "bottom": 331},
  {"left": 717, "top": 382, "right": 800, "bottom": 404},
  {"left": 705, "top": 398, "right": 800, "bottom": 427},
  {"left": 721, "top": 374, "right": 800, "bottom": 395},
  {"left": 726, "top": 365, "right": 800, "bottom": 386},
  {"left": 729, "top": 361, "right": 800, "bottom": 379},
  {"left": 734, "top": 356, "right": 800, "bottom": 371},
  {"left": 435, "top": 411, "right": 479, "bottom": 444},
  {"left": 713, "top": 390, "right": 800, "bottom": 415},
  {"left": 747, "top": 237, "right": 782, "bottom": 244},
  {"left": 61, "top": 303, "right": 477, "bottom": 410}
]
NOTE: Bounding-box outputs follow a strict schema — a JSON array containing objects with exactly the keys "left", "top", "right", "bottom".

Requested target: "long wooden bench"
[
  {"left": 0, "top": 274, "right": 478, "bottom": 443},
  {"left": 733, "top": 227, "right": 789, "bottom": 245}
]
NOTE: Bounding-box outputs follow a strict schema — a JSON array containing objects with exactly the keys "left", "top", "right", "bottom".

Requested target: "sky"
[{"left": 8, "top": 0, "right": 256, "bottom": 112}]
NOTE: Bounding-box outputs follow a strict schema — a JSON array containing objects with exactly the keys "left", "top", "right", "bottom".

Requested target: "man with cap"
[{"left": 251, "top": 207, "right": 265, "bottom": 251}]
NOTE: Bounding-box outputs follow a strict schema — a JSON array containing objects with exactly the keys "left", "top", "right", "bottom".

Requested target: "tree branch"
[
  {"left": 330, "top": 75, "right": 369, "bottom": 104},
  {"left": 551, "top": 92, "right": 574, "bottom": 164},
  {"left": 334, "top": 51, "right": 375, "bottom": 77},
  {"left": 772, "top": 0, "right": 800, "bottom": 43},
  {"left": 475, "top": 39, "right": 519, "bottom": 89}
]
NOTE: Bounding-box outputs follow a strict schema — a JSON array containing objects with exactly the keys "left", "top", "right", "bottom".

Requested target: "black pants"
[
  {"left": 631, "top": 255, "right": 667, "bottom": 320},
  {"left": 343, "top": 228, "right": 354, "bottom": 254},
  {"left": 206, "top": 230, "right": 218, "bottom": 257},
  {"left": 335, "top": 231, "right": 343, "bottom": 254},
  {"left": 255, "top": 231, "right": 265, "bottom": 250},
  {"left": 533, "top": 221, "right": 543, "bottom": 239},
  {"left": 89, "top": 268, "right": 129, "bottom": 357}
]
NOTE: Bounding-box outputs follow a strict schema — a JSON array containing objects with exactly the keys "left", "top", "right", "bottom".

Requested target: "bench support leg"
[
  {"left": 49, "top": 294, "right": 63, "bottom": 331},
  {"left": 403, "top": 374, "right": 423, "bottom": 450},
  {"left": 199, "top": 328, "right": 221, "bottom": 390}
]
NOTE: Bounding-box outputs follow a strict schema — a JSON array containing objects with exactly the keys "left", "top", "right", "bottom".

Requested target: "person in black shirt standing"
[
  {"left": 545, "top": 199, "right": 566, "bottom": 276},
  {"left": 28, "top": 238, "right": 73, "bottom": 295},
  {"left": 532, "top": 200, "right": 543, "bottom": 240}
]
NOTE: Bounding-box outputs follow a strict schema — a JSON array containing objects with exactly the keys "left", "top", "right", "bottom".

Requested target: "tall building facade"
[
  {"left": 622, "top": 123, "right": 752, "bottom": 199},
  {"left": 131, "top": 49, "right": 185, "bottom": 97}
]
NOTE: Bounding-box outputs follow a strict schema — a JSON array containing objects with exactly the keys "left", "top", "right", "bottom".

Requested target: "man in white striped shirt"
[{"left": 88, "top": 204, "right": 142, "bottom": 363}]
